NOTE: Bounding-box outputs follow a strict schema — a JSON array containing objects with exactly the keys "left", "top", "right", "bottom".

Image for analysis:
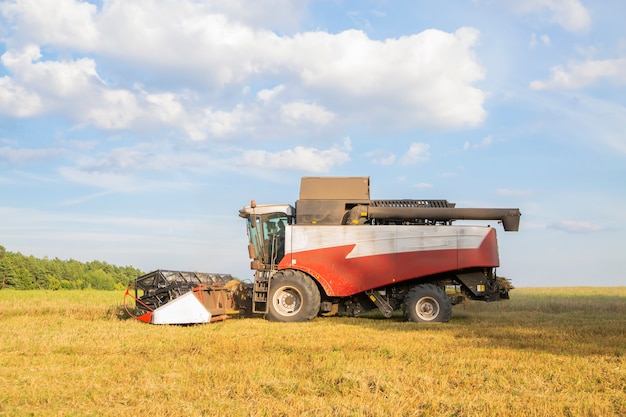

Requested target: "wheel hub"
[
  {"left": 273, "top": 287, "right": 302, "bottom": 315},
  {"left": 416, "top": 297, "right": 440, "bottom": 321}
]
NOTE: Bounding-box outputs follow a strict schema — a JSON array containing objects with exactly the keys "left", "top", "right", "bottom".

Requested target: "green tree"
[
  {"left": 0, "top": 245, "right": 143, "bottom": 290},
  {"left": 86, "top": 269, "right": 115, "bottom": 290},
  {"left": 48, "top": 276, "right": 62, "bottom": 291},
  {"left": 0, "top": 245, "right": 6, "bottom": 289},
  {"left": 14, "top": 267, "right": 35, "bottom": 290}
]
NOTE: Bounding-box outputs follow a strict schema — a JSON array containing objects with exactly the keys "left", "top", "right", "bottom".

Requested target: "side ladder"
[{"left": 252, "top": 270, "right": 272, "bottom": 314}]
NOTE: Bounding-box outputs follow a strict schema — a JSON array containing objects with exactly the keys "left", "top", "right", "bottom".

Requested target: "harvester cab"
[{"left": 240, "top": 202, "right": 293, "bottom": 271}]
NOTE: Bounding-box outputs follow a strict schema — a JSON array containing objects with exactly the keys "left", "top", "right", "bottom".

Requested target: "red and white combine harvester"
[
  {"left": 125, "top": 176, "right": 520, "bottom": 325},
  {"left": 238, "top": 176, "right": 520, "bottom": 323}
]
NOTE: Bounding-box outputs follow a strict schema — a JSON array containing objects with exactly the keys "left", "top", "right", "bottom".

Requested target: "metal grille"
[{"left": 370, "top": 199, "right": 454, "bottom": 208}]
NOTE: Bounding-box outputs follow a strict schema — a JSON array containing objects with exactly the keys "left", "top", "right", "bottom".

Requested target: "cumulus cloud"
[
  {"left": 0, "top": 45, "right": 143, "bottom": 128},
  {"left": 237, "top": 138, "right": 351, "bottom": 172},
  {"left": 400, "top": 142, "right": 430, "bottom": 165},
  {"left": 1, "top": 45, "right": 101, "bottom": 96},
  {"left": 290, "top": 27, "right": 486, "bottom": 128},
  {"left": 0, "top": 76, "right": 41, "bottom": 116},
  {"left": 280, "top": 102, "right": 335, "bottom": 126},
  {"left": 547, "top": 220, "right": 603, "bottom": 233},
  {"left": 0, "top": 0, "right": 98, "bottom": 49},
  {"left": 0, "top": 0, "right": 488, "bottom": 139},
  {"left": 530, "top": 58, "right": 626, "bottom": 90}
]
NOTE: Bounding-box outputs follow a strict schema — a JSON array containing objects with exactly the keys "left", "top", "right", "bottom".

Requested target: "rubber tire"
[
  {"left": 267, "top": 270, "right": 321, "bottom": 322},
  {"left": 404, "top": 284, "right": 452, "bottom": 323}
]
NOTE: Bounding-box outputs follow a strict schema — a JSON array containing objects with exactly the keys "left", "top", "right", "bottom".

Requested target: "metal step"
[
  {"left": 365, "top": 289, "right": 395, "bottom": 318},
  {"left": 252, "top": 270, "right": 272, "bottom": 314}
]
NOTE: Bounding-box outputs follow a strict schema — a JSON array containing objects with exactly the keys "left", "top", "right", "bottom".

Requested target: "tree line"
[{"left": 0, "top": 245, "right": 143, "bottom": 290}]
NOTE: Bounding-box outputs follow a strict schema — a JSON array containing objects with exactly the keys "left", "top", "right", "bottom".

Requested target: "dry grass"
[{"left": 0, "top": 288, "right": 624, "bottom": 416}]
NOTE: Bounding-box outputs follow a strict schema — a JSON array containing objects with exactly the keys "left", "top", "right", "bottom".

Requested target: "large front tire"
[
  {"left": 404, "top": 284, "right": 452, "bottom": 323},
  {"left": 267, "top": 270, "right": 321, "bottom": 322}
]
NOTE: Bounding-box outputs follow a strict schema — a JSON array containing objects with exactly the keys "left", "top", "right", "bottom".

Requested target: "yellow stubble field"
[{"left": 0, "top": 287, "right": 624, "bottom": 416}]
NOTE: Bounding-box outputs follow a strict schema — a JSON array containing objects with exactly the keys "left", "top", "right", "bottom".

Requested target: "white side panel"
[
  {"left": 151, "top": 291, "right": 211, "bottom": 325},
  {"left": 286, "top": 225, "right": 489, "bottom": 258}
]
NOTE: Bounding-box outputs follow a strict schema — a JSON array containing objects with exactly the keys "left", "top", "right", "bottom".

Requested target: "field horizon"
[{"left": 0, "top": 287, "right": 624, "bottom": 416}]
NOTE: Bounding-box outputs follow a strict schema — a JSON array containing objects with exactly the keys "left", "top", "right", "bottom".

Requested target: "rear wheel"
[
  {"left": 267, "top": 270, "right": 321, "bottom": 322},
  {"left": 404, "top": 284, "right": 452, "bottom": 323}
]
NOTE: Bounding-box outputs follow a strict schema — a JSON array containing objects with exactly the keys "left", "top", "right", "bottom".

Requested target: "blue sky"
[{"left": 0, "top": 0, "right": 624, "bottom": 287}]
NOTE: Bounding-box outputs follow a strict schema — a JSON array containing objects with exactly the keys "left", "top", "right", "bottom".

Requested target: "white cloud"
[
  {"left": 237, "top": 138, "right": 351, "bottom": 172},
  {"left": 95, "top": 2, "right": 275, "bottom": 86},
  {"left": 0, "top": 76, "right": 41, "bottom": 116},
  {"left": 280, "top": 102, "right": 335, "bottom": 126},
  {"left": 0, "top": 0, "right": 98, "bottom": 49},
  {"left": 1, "top": 45, "right": 101, "bottom": 97},
  {"left": 400, "top": 142, "right": 430, "bottom": 165},
  {"left": 547, "top": 220, "right": 603, "bottom": 233},
  {"left": 0, "top": 1, "right": 489, "bottom": 138},
  {"left": 257, "top": 85, "right": 285, "bottom": 103},
  {"left": 413, "top": 182, "right": 433, "bottom": 189},
  {"left": 85, "top": 89, "right": 141, "bottom": 129},
  {"left": 290, "top": 27, "right": 486, "bottom": 128},
  {"left": 141, "top": 90, "right": 186, "bottom": 124},
  {"left": 530, "top": 58, "right": 626, "bottom": 90},
  {"left": 0, "top": 45, "right": 142, "bottom": 127},
  {"left": 512, "top": 0, "right": 591, "bottom": 32}
]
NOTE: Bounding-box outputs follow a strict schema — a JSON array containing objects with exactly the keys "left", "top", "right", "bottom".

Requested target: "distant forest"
[{"left": 0, "top": 245, "right": 143, "bottom": 290}]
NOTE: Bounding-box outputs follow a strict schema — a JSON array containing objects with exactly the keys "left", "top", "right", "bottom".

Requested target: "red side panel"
[
  {"left": 458, "top": 227, "right": 500, "bottom": 269},
  {"left": 277, "top": 225, "right": 499, "bottom": 297}
]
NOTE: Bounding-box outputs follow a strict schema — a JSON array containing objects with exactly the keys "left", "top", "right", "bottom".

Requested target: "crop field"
[{"left": 0, "top": 287, "right": 624, "bottom": 417}]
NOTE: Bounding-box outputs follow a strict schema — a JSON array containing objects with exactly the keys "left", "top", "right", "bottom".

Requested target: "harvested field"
[{"left": 0, "top": 287, "right": 624, "bottom": 416}]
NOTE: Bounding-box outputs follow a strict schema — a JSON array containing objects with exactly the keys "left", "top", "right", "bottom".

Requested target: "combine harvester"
[
  {"left": 238, "top": 176, "right": 520, "bottom": 323},
  {"left": 125, "top": 176, "right": 521, "bottom": 325}
]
